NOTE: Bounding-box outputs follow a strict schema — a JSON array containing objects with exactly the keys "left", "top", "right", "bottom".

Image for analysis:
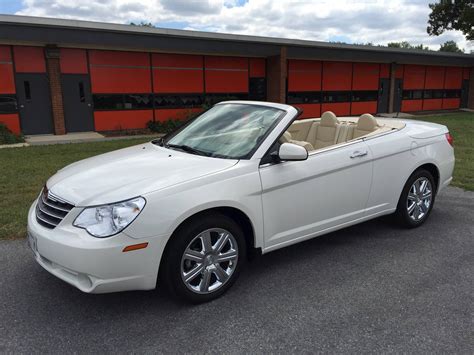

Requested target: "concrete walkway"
[{"left": 25, "top": 132, "right": 162, "bottom": 146}]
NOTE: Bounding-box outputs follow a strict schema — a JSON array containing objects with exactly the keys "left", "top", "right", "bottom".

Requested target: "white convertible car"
[{"left": 27, "top": 101, "right": 454, "bottom": 303}]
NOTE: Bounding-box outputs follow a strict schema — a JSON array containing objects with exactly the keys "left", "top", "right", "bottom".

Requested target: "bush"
[
  {"left": 0, "top": 123, "right": 24, "bottom": 145},
  {"left": 147, "top": 107, "right": 205, "bottom": 134}
]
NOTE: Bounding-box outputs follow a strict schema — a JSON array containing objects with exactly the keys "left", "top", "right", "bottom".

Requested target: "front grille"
[{"left": 36, "top": 187, "right": 74, "bottom": 229}]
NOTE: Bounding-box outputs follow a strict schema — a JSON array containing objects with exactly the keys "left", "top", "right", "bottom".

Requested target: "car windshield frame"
[{"left": 158, "top": 103, "right": 287, "bottom": 160}]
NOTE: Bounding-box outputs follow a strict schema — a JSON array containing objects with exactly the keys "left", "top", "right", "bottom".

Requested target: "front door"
[
  {"left": 15, "top": 73, "right": 54, "bottom": 135},
  {"left": 62, "top": 74, "right": 94, "bottom": 132},
  {"left": 461, "top": 79, "right": 469, "bottom": 108},
  {"left": 377, "top": 78, "right": 390, "bottom": 113},
  {"left": 259, "top": 141, "right": 373, "bottom": 251},
  {"left": 393, "top": 79, "right": 403, "bottom": 112}
]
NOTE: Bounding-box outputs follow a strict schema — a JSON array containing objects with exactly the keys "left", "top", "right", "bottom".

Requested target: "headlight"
[{"left": 73, "top": 197, "right": 146, "bottom": 238}]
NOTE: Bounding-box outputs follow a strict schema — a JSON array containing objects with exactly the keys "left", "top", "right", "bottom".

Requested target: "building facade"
[{"left": 0, "top": 15, "right": 473, "bottom": 135}]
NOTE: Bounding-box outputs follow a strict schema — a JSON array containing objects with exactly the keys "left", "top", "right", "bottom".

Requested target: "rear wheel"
[
  {"left": 395, "top": 169, "right": 436, "bottom": 228},
  {"left": 160, "top": 213, "right": 246, "bottom": 303}
]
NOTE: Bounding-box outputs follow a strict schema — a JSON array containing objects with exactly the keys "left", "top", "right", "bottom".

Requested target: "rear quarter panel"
[{"left": 364, "top": 127, "right": 454, "bottom": 215}]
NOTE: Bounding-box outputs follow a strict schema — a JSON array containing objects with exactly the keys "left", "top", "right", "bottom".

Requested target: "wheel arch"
[{"left": 412, "top": 162, "right": 440, "bottom": 193}]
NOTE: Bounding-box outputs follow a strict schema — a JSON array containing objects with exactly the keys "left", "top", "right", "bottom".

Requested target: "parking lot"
[{"left": 0, "top": 186, "right": 473, "bottom": 353}]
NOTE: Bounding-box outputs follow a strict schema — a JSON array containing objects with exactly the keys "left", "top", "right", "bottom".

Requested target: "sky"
[{"left": 0, "top": 0, "right": 471, "bottom": 51}]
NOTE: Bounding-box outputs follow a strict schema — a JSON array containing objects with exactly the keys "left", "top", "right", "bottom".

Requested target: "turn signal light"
[
  {"left": 122, "top": 242, "right": 148, "bottom": 252},
  {"left": 445, "top": 132, "right": 454, "bottom": 147}
]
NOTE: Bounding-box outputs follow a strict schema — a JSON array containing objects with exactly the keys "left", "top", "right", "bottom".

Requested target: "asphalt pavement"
[{"left": 1, "top": 186, "right": 473, "bottom": 353}]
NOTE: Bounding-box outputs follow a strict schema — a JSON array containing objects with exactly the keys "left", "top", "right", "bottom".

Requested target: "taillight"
[{"left": 445, "top": 132, "right": 453, "bottom": 147}]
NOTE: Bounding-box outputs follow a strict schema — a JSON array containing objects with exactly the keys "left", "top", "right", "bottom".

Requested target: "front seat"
[
  {"left": 308, "top": 111, "right": 341, "bottom": 149},
  {"left": 352, "top": 113, "right": 379, "bottom": 139},
  {"left": 279, "top": 131, "right": 314, "bottom": 151}
]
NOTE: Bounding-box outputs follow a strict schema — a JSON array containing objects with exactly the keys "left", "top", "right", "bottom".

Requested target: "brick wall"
[
  {"left": 45, "top": 48, "right": 66, "bottom": 135},
  {"left": 266, "top": 47, "right": 287, "bottom": 103}
]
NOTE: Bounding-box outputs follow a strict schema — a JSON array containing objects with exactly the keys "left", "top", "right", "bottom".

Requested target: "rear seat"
[{"left": 347, "top": 113, "right": 379, "bottom": 140}]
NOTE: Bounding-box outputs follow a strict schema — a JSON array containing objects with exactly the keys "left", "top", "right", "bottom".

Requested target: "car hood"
[{"left": 47, "top": 142, "right": 238, "bottom": 206}]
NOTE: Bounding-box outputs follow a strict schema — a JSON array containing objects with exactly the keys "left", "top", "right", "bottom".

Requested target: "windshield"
[{"left": 164, "top": 103, "right": 285, "bottom": 159}]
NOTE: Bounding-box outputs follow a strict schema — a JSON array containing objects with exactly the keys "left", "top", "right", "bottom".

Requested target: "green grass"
[
  {"left": 0, "top": 112, "right": 472, "bottom": 240},
  {"left": 412, "top": 112, "right": 474, "bottom": 191},
  {"left": 0, "top": 138, "right": 150, "bottom": 240}
]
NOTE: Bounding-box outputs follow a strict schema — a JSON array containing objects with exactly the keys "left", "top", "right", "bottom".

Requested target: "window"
[
  {"left": 322, "top": 91, "right": 351, "bottom": 103},
  {"left": 287, "top": 92, "right": 321, "bottom": 104},
  {"left": 402, "top": 90, "right": 423, "bottom": 100},
  {"left": 249, "top": 78, "right": 266, "bottom": 101},
  {"left": 154, "top": 94, "right": 203, "bottom": 108},
  {"left": 351, "top": 90, "right": 378, "bottom": 102},
  {"left": 423, "top": 90, "right": 444, "bottom": 99},
  {"left": 444, "top": 90, "right": 461, "bottom": 98},
  {"left": 0, "top": 95, "right": 18, "bottom": 114},
  {"left": 93, "top": 94, "right": 152, "bottom": 110}
]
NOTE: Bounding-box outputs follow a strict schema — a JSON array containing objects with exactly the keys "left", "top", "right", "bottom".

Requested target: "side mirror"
[{"left": 278, "top": 142, "right": 308, "bottom": 161}]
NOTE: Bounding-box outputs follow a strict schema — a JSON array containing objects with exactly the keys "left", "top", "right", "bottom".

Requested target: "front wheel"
[
  {"left": 160, "top": 213, "right": 246, "bottom": 303},
  {"left": 395, "top": 169, "right": 436, "bottom": 228}
]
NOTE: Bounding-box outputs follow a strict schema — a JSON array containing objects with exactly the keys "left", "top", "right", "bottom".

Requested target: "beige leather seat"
[
  {"left": 279, "top": 131, "right": 314, "bottom": 151},
  {"left": 351, "top": 114, "right": 379, "bottom": 139},
  {"left": 287, "top": 120, "right": 313, "bottom": 142},
  {"left": 307, "top": 111, "right": 341, "bottom": 150}
]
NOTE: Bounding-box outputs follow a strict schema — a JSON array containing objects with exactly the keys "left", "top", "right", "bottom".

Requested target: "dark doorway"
[
  {"left": 15, "top": 73, "right": 53, "bottom": 135},
  {"left": 461, "top": 79, "right": 469, "bottom": 108},
  {"left": 62, "top": 74, "right": 94, "bottom": 132},
  {"left": 377, "top": 78, "right": 390, "bottom": 113},
  {"left": 393, "top": 79, "right": 403, "bottom": 112}
]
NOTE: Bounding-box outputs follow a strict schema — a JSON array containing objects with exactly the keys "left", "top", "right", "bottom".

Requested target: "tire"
[
  {"left": 159, "top": 213, "right": 246, "bottom": 304},
  {"left": 395, "top": 169, "right": 436, "bottom": 228}
]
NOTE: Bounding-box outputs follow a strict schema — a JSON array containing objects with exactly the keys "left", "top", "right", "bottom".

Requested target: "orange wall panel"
[
  {"left": 321, "top": 102, "right": 350, "bottom": 116},
  {"left": 205, "top": 56, "right": 247, "bottom": 70},
  {"left": 94, "top": 110, "right": 152, "bottom": 131},
  {"left": 380, "top": 64, "right": 390, "bottom": 78},
  {"left": 152, "top": 53, "right": 202, "bottom": 68},
  {"left": 153, "top": 69, "right": 203, "bottom": 93},
  {"left": 424, "top": 66, "right": 445, "bottom": 89},
  {"left": 352, "top": 63, "right": 379, "bottom": 90},
  {"left": 423, "top": 99, "right": 443, "bottom": 111},
  {"left": 0, "top": 114, "right": 20, "bottom": 134},
  {"left": 205, "top": 71, "right": 248, "bottom": 93},
  {"left": 442, "top": 98, "right": 460, "bottom": 110},
  {"left": 89, "top": 50, "right": 149, "bottom": 67},
  {"left": 154, "top": 108, "right": 202, "bottom": 122},
  {"left": 0, "top": 45, "right": 12, "bottom": 62},
  {"left": 322, "top": 62, "right": 352, "bottom": 91},
  {"left": 13, "top": 46, "right": 46, "bottom": 73},
  {"left": 0, "top": 63, "right": 15, "bottom": 93},
  {"left": 60, "top": 48, "right": 88, "bottom": 74},
  {"left": 90, "top": 67, "right": 152, "bottom": 93},
  {"left": 351, "top": 101, "right": 377, "bottom": 115},
  {"left": 401, "top": 100, "right": 423, "bottom": 112},
  {"left": 249, "top": 58, "right": 265, "bottom": 77},
  {"left": 403, "top": 65, "right": 425, "bottom": 90},
  {"left": 293, "top": 104, "right": 321, "bottom": 119},
  {"left": 444, "top": 67, "right": 463, "bottom": 89},
  {"left": 288, "top": 60, "right": 321, "bottom": 92}
]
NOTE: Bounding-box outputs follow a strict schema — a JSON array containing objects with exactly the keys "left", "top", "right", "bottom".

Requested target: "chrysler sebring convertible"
[{"left": 27, "top": 101, "right": 454, "bottom": 303}]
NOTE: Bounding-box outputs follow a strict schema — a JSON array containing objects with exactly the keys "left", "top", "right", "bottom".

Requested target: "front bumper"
[{"left": 27, "top": 200, "right": 164, "bottom": 293}]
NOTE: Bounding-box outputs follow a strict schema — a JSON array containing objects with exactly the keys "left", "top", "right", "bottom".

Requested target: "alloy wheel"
[
  {"left": 406, "top": 177, "right": 432, "bottom": 222},
  {"left": 180, "top": 228, "right": 239, "bottom": 294}
]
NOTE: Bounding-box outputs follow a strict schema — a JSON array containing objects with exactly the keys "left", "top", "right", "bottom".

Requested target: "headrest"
[
  {"left": 280, "top": 131, "right": 292, "bottom": 143},
  {"left": 320, "top": 111, "right": 339, "bottom": 127},
  {"left": 357, "top": 114, "right": 378, "bottom": 131}
]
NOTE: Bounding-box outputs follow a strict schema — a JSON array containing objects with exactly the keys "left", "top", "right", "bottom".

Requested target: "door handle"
[{"left": 350, "top": 150, "right": 368, "bottom": 158}]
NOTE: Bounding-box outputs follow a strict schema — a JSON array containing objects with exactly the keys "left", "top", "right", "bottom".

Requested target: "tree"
[
  {"left": 130, "top": 21, "right": 156, "bottom": 28},
  {"left": 439, "top": 40, "right": 464, "bottom": 52},
  {"left": 387, "top": 41, "right": 430, "bottom": 50},
  {"left": 427, "top": 0, "right": 474, "bottom": 41}
]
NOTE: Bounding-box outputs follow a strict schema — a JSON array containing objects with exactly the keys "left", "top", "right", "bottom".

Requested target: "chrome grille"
[{"left": 36, "top": 187, "right": 74, "bottom": 229}]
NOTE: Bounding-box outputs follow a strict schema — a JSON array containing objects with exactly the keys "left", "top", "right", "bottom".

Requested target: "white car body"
[{"left": 27, "top": 101, "right": 454, "bottom": 294}]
